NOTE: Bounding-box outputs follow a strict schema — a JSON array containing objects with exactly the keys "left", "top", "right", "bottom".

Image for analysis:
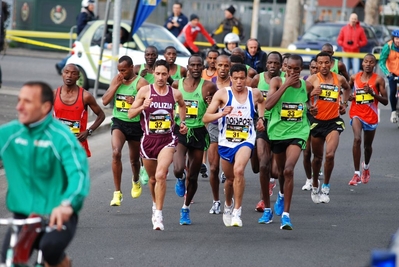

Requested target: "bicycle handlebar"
[{"left": 0, "top": 217, "right": 66, "bottom": 232}]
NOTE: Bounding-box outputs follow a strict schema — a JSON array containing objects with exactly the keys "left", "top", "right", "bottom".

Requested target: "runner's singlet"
[
  {"left": 258, "top": 71, "right": 285, "bottom": 120},
  {"left": 170, "top": 65, "right": 182, "bottom": 80},
  {"left": 211, "top": 76, "right": 232, "bottom": 125},
  {"left": 218, "top": 87, "right": 256, "bottom": 148},
  {"left": 140, "top": 84, "right": 176, "bottom": 136},
  {"left": 138, "top": 64, "right": 155, "bottom": 84},
  {"left": 349, "top": 72, "right": 379, "bottom": 124},
  {"left": 175, "top": 78, "right": 207, "bottom": 128},
  {"left": 268, "top": 80, "right": 310, "bottom": 141},
  {"left": 113, "top": 76, "right": 140, "bottom": 122},
  {"left": 53, "top": 86, "right": 90, "bottom": 156},
  {"left": 311, "top": 72, "right": 340, "bottom": 121},
  {"left": 331, "top": 59, "right": 339, "bottom": 74},
  {"left": 202, "top": 68, "right": 217, "bottom": 81}
]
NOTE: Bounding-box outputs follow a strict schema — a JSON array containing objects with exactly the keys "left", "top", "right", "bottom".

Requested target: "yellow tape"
[
  {"left": 7, "top": 30, "right": 76, "bottom": 39},
  {"left": 7, "top": 35, "right": 72, "bottom": 52}
]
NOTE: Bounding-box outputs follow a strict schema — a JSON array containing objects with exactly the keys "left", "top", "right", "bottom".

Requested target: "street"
[{"left": 0, "top": 54, "right": 398, "bottom": 266}]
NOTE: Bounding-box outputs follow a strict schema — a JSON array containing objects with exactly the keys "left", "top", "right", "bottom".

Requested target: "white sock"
[
  {"left": 264, "top": 207, "right": 272, "bottom": 212},
  {"left": 355, "top": 171, "right": 361, "bottom": 176},
  {"left": 213, "top": 200, "right": 220, "bottom": 203},
  {"left": 270, "top": 178, "right": 275, "bottom": 183},
  {"left": 182, "top": 204, "right": 190, "bottom": 209},
  {"left": 279, "top": 192, "right": 284, "bottom": 197},
  {"left": 363, "top": 163, "right": 369, "bottom": 170},
  {"left": 154, "top": 210, "right": 162, "bottom": 217},
  {"left": 282, "top": 212, "right": 289, "bottom": 217}
]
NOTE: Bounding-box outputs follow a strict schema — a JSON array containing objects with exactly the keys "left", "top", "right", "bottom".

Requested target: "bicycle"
[
  {"left": 393, "top": 76, "right": 399, "bottom": 128},
  {"left": 0, "top": 214, "right": 64, "bottom": 267}
]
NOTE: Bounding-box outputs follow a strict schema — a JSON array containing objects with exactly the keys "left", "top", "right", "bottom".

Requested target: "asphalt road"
[{"left": 0, "top": 53, "right": 398, "bottom": 266}]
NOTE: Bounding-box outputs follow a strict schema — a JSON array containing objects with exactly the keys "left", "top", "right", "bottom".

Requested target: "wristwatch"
[
  {"left": 61, "top": 200, "right": 71, "bottom": 207},
  {"left": 88, "top": 129, "right": 93, "bottom": 136}
]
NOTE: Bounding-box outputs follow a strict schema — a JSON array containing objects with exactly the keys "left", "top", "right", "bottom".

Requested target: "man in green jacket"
[{"left": 0, "top": 81, "right": 90, "bottom": 267}]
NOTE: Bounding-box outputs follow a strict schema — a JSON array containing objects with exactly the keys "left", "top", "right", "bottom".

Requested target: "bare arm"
[
  {"left": 84, "top": 91, "right": 105, "bottom": 132},
  {"left": 174, "top": 89, "right": 188, "bottom": 134},
  {"left": 203, "top": 89, "right": 231, "bottom": 123},
  {"left": 374, "top": 76, "right": 388, "bottom": 106},
  {"left": 338, "top": 61, "right": 350, "bottom": 81},
  {"left": 251, "top": 74, "right": 260, "bottom": 88},
  {"left": 253, "top": 88, "right": 265, "bottom": 131},
  {"left": 128, "top": 86, "right": 149, "bottom": 119}
]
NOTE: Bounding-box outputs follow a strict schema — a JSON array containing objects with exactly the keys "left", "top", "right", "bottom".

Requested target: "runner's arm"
[
  {"left": 128, "top": 86, "right": 149, "bottom": 119},
  {"left": 203, "top": 89, "right": 227, "bottom": 123},
  {"left": 102, "top": 73, "right": 123, "bottom": 105},
  {"left": 375, "top": 76, "right": 388, "bottom": 106},
  {"left": 81, "top": 91, "right": 105, "bottom": 139}
]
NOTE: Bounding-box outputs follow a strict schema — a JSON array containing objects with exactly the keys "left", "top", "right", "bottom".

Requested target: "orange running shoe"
[
  {"left": 255, "top": 200, "right": 265, "bottom": 212},
  {"left": 348, "top": 174, "right": 361, "bottom": 186}
]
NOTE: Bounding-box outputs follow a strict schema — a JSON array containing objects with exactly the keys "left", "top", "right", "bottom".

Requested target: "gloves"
[{"left": 210, "top": 33, "right": 215, "bottom": 38}]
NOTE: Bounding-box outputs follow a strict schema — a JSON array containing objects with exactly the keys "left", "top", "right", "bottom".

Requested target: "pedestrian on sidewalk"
[{"left": 0, "top": 1, "right": 9, "bottom": 88}]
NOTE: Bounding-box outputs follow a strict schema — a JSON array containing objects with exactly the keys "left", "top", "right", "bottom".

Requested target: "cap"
[
  {"left": 226, "top": 5, "right": 236, "bottom": 15},
  {"left": 81, "top": 0, "right": 95, "bottom": 8},
  {"left": 190, "top": 14, "right": 199, "bottom": 21}
]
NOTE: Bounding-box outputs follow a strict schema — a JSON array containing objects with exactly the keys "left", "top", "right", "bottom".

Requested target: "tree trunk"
[
  {"left": 364, "top": 0, "right": 380, "bottom": 25},
  {"left": 280, "top": 0, "right": 301, "bottom": 47}
]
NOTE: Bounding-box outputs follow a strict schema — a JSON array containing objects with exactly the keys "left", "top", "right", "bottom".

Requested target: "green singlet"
[
  {"left": 112, "top": 76, "right": 140, "bottom": 122},
  {"left": 138, "top": 64, "right": 155, "bottom": 84},
  {"left": 171, "top": 65, "right": 182, "bottom": 80}
]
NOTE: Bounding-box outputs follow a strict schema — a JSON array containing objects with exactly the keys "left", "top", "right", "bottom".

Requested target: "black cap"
[
  {"left": 226, "top": 5, "right": 236, "bottom": 15},
  {"left": 190, "top": 14, "right": 199, "bottom": 21}
]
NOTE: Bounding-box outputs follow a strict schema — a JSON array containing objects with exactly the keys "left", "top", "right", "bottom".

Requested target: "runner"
[
  {"left": 53, "top": 63, "right": 105, "bottom": 157},
  {"left": 266, "top": 54, "right": 317, "bottom": 230},
  {"left": 134, "top": 46, "right": 158, "bottom": 84},
  {"left": 202, "top": 49, "right": 219, "bottom": 81},
  {"left": 281, "top": 53, "right": 291, "bottom": 73},
  {"left": 172, "top": 55, "right": 217, "bottom": 225},
  {"left": 321, "top": 43, "right": 350, "bottom": 81},
  {"left": 348, "top": 54, "right": 388, "bottom": 185},
  {"left": 303, "top": 58, "right": 317, "bottom": 81},
  {"left": 102, "top": 56, "right": 149, "bottom": 206},
  {"left": 128, "top": 59, "right": 188, "bottom": 230},
  {"left": 208, "top": 54, "right": 232, "bottom": 215},
  {"left": 164, "top": 46, "right": 187, "bottom": 82},
  {"left": 231, "top": 47, "right": 257, "bottom": 78},
  {"left": 203, "top": 63, "right": 265, "bottom": 227},
  {"left": 306, "top": 52, "right": 351, "bottom": 204},
  {"left": 250, "top": 51, "right": 283, "bottom": 216}
]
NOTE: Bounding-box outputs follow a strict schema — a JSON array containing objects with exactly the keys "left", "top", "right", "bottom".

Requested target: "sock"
[
  {"left": 213, "top": 200, "right": 220, "bottom": 203},
  {"left": 363, "top": 163, "right": 369, "bottom": 170},
  {"left": 264, "top": 207, "right": 272, "bottom": 212},
  {"left": 355, "top": 171, "right": 361, "bottom": 176},
  {"left": 154, "top": 210, "right": 162, "bottom": 217},
  {"left": 279, "top": 192, "right": 284, "bottom": 198},
  {"left": 152, "top": 202, "right": 156, "bottom": 208},
  {"left": 182, "top": 204, "right": 190, "bottom": 209},
  {"left": 322, "top": 183, "right": 330, "bottom": 188},
  {"left": 270, "top": 178, "right": 275, "bottom": 183},
  {"left": 225, "top": 201, "right": 233, "bottom": 208},
  {"left": 282, "top": 212, "right": 289, "bottom": 217}
]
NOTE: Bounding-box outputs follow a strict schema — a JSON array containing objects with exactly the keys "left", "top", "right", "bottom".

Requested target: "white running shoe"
[
  {"left": 231, "top": 209, "right": 242, "bottom": 227},
  {"left": 153, "top": 215, "right": 164, "bottom": 231},
  {"left": 311, "top": 183, "right": 320, "bottom": 204},
  {"left": 209, "top": 201, "right": 221, "bottom": 214},
  {"left": 390, "top": 111, "right": 398, "bottom": 123},
  {"left": 320, "top": 185, "right": 330, "bottom": 203},
  {"left": 223, "top": 203, "right": 233, "bottom": 227},
  {"left": 301, "top": 179, "right": 313, "bottom": 191}
]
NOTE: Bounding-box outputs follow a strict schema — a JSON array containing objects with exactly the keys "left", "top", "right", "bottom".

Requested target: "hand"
[
  {"left": 210, "top": 33, "right": 215, "bottom": 38},
  {"left": 125, "top": 95, "right": 134, "bottom": 105},
  {"left": 205, "top": 95, "right": 212, "bottom": 105},
  {"left": 106, "top": 43, "right": 112, "bottom": 50},
  {"left": 222, "top": 106, "right": 233, "bottom": 116},
  {"left": 363, "top": 84, "right": 374, "bottom": 96},
  {"left": 256, "top": 119, "right": 265, "bottom": 132},
  {"left": 140, "top": 69, "right": 148, "bottom": 77},
  {"left": 76, "top": 130, "right": 89, "bottom": 142},
  {"left": 311, "top": 86, "right": 322, "bottom": 97},
  {"left": 283, "top": 73, "right": 300, "bottom": 88},
  {"left": 173, "top": 21, "right": 180, "bottom": 27},
  {"left": 348, "top": 93, "right": 354, "bottom": 101},
  {"left": 309, "top": 105, "right": 318, "bottom": 116},
  {"left": 49, "top": 205, "right": 73, "bottom": 231},
  {"left": 167, "top": 22, "right": 173, "bottom": 29},
  {"left": 179, "top": 124, "right": 188, "bottom": 134},
  {"left": 143, "top": 98, "right": 152, "bottom": 110},
  {"left": 111, "top": 73, "right": 124, "bottom": 88},
  {"left": 339, "top": 104, "right": 346, "bottom": 115}
]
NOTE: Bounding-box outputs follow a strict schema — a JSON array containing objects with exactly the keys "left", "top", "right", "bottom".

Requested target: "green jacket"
[{"left": 0, "top": 114, "right": 90, "bottom": 216}]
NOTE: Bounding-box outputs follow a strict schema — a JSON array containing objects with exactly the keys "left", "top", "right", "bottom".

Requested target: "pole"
[
  {"left": 341, "top": 0, "right": 348, "bottom": 21},
  {"left": 251, "top": 0, "right": 260, "bottom": 39},
  {"left": 111, "top": 0, "right": 122, "bottom": 81},
  {"left": 305, "top": 0, "right": 316, "bottom": 31},
  {"left": 269, "top": 0, "right": 277, "bottom": 47},
  {"left": 93, "top": 0, "right": 111, "bottom": 99}
]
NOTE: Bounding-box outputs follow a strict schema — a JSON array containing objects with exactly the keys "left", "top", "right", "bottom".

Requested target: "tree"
[
  {"left": 281, "top": 0, "right": 301, "bottom": 47},
  {"left": 364, "top": 0, "right": 380, "bottom": 25}
]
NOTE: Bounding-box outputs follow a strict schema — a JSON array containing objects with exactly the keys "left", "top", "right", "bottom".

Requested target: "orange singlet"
[{"left": 312, "top": 72, "right": 340, "bottom": 121}]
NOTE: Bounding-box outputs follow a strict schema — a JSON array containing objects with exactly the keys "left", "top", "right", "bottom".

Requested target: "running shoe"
[
  {"left": 319, "top": 170, "right": 323, "bottom": 177},
  {"left": 361, "top": 162, "right": 370, "bottom": 184},
  {"left": 231, "top": 209, "right": 242, "bottom": 227},
  {"left": 280, "top": 215, "right": 293, "bottom": 230},
  {"left": 348, "top": 173, "right": 361, "bottom": 186},
  {"left": 209, "top": 201, "right": 221, "bottom": 214},
  {"left": 390, "top": 111, "right": 398, "bottom": 123},
  {"left": 320, "top": 184, "right": 330, "bottom": 203},
  {"left": 152, "top": 206, "right": 156, "bottom": 225},
  {"left": 131, "top": 180, "right": 142, "bottom": 198},
  {"left": 179, "top": 208, "right": 191, "bottom": 225},
  {"left": 258, "top": 209, "right": 273, "bottom": 224},
  {"left": 139, "top": 166, "right": 149, "bottom": 185},
  {"left": 274, "top": 193, "right": 284, "bottom": 216},
  {"left": 175, "top": 171, "right": 186, "bottom": 197},
  {"left": 255, "top": 200, "right": 265, "bottom": 212},
  {"left": 269, "top": 179, "right": 276, "bottom": 196},
  {"left": 110, "top": 191, "right": 123, "bottom": 206},
  {"left": 301, "top": 178, "right": 313, "bottom": 191},
  {"left": 220, "top": 172, "right": 226, "bottom": 183},
  {"left": 311, "top": 183, "right": 320, "bottom": 204},
  {"left": 200, "top": 163, "right": 209, "bottom": 178},
  {"left": 153, "top": 215, "right": 164, "bottom": 231},
  {"left": 223, "top": 203, "right": 233, "bottom": 227}
]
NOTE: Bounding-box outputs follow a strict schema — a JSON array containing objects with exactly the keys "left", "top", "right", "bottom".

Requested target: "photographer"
[{"left": 337, "top": 13, "right": 367, "bottom": 75}]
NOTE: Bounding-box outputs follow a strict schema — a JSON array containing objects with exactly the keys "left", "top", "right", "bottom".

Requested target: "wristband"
[{"left": 181, "top": 121, "right": 186, "bottom": 125}]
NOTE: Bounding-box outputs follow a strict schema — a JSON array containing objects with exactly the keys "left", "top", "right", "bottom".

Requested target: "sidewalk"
[{"left": 4, "top": 47, "right": 66, "bottom": 59}]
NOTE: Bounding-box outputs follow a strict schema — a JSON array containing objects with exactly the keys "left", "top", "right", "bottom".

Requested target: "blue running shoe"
[
  {"left": 258, "top": 209, "right": 273, "bottom": 224},
  {"left": 280, "top": 215, "right": 293, "bottom": 230},
  {"left": 179, "top": 208, "right": 191, "bottom": 225},
  {"left": 274, "top": 193, "right": 284, "bottom": 216},
  {"left": 175, "top": 171, "right": 186, "bottom": 197}
]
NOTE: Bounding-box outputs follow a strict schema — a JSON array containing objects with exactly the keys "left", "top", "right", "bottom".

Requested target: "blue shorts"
[
  {"left": 350, "top": 116, "right": 378, "bottom": 131},
  {"left": 218, "top": 143, "right": 254, "bottom": 164}
]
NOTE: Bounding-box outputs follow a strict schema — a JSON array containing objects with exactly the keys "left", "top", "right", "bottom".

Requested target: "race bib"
[
  {"left": 319, "top": 84, "right": 339, "bottom": 103},
  {"left": 149, "top": 113, "right": 172, "bottom": 134},
  {"left": 280, "top": 102, "right": 303, "bottom": 122},
  {"left": 225, "top": 115, "right": 252, "bottom": 143},
  {"left": 355, "top": 89, "right": 374, "bottom": 104},
  {"left": 176, "top": 100, "right": 199, "bottom": 119},
  {"left": 59, "top": 118, "right": 80, "bottom": 134},
  {"left": 115, "top": 94, "right": 132, "bottom": 112},
  {"left": 261, "top": 90, "right": 268, "bottom": 101}
]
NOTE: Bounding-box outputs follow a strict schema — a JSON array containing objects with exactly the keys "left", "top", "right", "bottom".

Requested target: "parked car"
[
  {"left": 371, "top": 24, "right": 391, "bottom": 45},
  {"left": 66, "top": 20, "right": 191, "bottom": 89},
  {"left": 287, "top": 21, "right": 381, "bottom": 68}
]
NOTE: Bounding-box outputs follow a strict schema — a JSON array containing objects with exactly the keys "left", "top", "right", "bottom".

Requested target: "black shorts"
[
  {"left": 309, "top": 116, "right": 345, "bottom": 139},
  {"left": 256, "top": 119, "right": 270, "bottom": 143},
  {"left": 111, "top": 117, "right": 143, "bottom": 142},
  {"left": 174, "top": 125, "right": 210, "bottom": 151},
  {"left": 270, "top": 138, "right": 307, "bottom": 154}
]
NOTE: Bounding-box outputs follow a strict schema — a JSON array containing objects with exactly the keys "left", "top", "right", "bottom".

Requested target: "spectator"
[
  {"left": 221, "top": 33, "right": 240, "bottom": 56},
  {"left": 337, "top": 13, "right": 367, "bottom": 74},
  {"left": 379, "top": 29, "right": 399, "bottom": 123},
  {"left": 0, "top": 1, "right": 9, "bottom": 88},
  {"left": 55, "top": 0, "right": 97, "bottom": 75},
  {"left": 244, "top": 38, "right": 267, "bottom": 73},
  {"left": 164, "top": 2, "right": 188, "bottom": 37},
  {"left": 212, "top": 5, "right": 244, "bottom": 42},
  {"left": 178, "top": 14, "right": 217, "bottom": 55}
]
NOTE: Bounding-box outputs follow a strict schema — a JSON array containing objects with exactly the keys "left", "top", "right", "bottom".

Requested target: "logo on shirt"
[{"left": 15, "top": 137, "right": 28, "bottom": 146}]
